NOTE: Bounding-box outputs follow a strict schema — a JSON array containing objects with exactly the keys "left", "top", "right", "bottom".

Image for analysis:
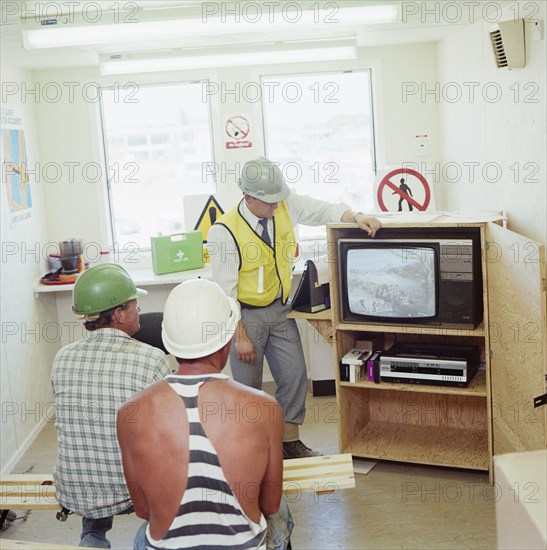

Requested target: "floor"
[{"left": 1, "top": 387, "right": 497, "bottom": 549}]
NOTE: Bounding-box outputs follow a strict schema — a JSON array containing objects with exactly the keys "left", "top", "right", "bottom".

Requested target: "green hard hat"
[{"left": 72, "top": 263, "right": 147, "bottom": 315}]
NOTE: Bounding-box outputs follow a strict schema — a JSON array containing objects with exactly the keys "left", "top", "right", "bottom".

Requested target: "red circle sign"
[
  {"left": 377, "top": 168, "right": 431, "bottom": 212},
  {"left": 225, "top": 116, "right": 250, "bottom": 140}
]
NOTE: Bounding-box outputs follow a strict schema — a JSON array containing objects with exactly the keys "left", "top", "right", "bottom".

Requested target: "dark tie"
[{"left": 258, "top": 218, "right": 271, "bottom": 247}]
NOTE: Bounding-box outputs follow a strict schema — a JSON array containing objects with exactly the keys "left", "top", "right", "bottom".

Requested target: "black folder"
[{"left": 290, "top": 260, "right": 330, "bottom": 313}]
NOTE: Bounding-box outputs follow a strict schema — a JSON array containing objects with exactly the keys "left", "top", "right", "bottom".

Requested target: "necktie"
[{"left": 258, "top": 218, "right": 271, "bottom": 247}]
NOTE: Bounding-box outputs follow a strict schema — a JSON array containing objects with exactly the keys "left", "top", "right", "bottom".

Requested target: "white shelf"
[{"left": 34, "top": 264, "right": 212, "bottom": 295}]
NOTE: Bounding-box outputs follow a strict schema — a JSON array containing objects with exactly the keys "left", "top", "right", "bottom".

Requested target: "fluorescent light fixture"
[
  {"left": 100, "top": 40, "right": 358, "bottom": 75},
  {"left": 24, "top": 4, "right": 399, "bottom": 49}
]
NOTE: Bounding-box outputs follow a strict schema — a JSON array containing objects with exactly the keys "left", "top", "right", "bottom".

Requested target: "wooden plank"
[
  {"left": 327, "top": 225, "right": 341, "bottom": 326},
  {"left": 486, "top": 224, "right": 547, "bottom": 454},
  {"left": 286, "top": 309, "right": 332, "bottom": 321},
  {"left": 1, "top": 455, "right": 355, "bottom": 509},
  {"left": 0, "top": 498, "right": 60, "bottom": 510},
  {"left": 0, "top": 541, "right": 81, "bottom": 550},
  {"left": 1, "top": 476, "right": 58, "bottom": 509},
  {"left": 1, "top": 485, "right": 57, "bottom": 499},
  {"left": 327, "top": 221, "right": 504, "bottom": 230},
  {"left": 0, "top": 474, "right": 54, "bottom": 485},
  {"left": 479, "top": 225, "right": 495, "bottom": 482},
  {"left": 333, "top": 321, "right": 485, "bottom": 337},
  {"left": 339, "top": 368, "right": 488, "bottom": 396},
  {"left": 282, "top": 454, "right": 355, "bottom": 494}
]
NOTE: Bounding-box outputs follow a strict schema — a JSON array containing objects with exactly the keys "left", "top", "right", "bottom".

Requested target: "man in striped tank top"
[{"left": 117, "top": 279, "right": 291, "bottom": 549}]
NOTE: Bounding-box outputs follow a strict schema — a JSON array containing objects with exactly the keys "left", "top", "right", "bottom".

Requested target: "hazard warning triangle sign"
[{"left": 193, "top": 195, "right": 225, "bottom": 241}]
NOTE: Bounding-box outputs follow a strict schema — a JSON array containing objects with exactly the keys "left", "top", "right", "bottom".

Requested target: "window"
[
  {"left": 261, "top": 70, "right": 376, "bottom": 239},
  {"left": 100, "top": 81, "right": 215, "bottom": 250}
]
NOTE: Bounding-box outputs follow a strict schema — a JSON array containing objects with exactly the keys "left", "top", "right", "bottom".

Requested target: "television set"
[{"left": 338, "top": 232, "right": 483, "bottom": 328}]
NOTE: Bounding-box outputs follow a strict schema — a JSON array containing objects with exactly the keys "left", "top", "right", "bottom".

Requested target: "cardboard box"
[
  {"left": 340, "top": 349, "right": 371, "bottom": 383},
  {"left": 356, "top": 334, "right": 385, "bottom": 352},
  {"left": 151, "top": 231, "right": 204, "bottom": 275},
  {"left": 494, "top": 450, "right": 546, "bottom": 549},
  {"left": 342, "top": 348, "right": 370, "bottom": 365},
  {"left": 349, "top": 362, "right": 365, "bottom": 383}
]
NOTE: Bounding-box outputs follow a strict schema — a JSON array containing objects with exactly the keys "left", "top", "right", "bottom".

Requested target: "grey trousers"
[{"left": 230, "top": 300, "right": 307, "bottom": 425}]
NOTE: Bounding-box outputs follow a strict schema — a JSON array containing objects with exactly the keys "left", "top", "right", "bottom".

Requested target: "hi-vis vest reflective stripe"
[{"left": 217, "top": 200, "right": 296, "bottom": 307}]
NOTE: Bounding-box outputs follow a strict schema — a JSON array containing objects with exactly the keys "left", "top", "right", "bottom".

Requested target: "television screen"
[{"left": 344, "top": 245, "right": 438, "bottom": 320}]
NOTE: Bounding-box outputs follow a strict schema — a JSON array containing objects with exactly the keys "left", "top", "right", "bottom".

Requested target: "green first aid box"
[{"left": 150, "top": 231, "right": 204, "bottom": 275}]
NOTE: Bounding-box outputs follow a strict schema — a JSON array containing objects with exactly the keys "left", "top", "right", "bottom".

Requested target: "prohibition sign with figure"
[{"left": 377, "top": 168, "right": 431, "bottom": 212}]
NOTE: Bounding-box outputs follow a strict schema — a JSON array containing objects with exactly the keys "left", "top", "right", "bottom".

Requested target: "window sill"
[{"left": 34, "top": 264, "right": 213, "bottom": 295}]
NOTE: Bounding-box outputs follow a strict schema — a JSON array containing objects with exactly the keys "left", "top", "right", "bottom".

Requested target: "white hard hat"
[
  {"left": 238, "top": 156, "right": 290, "bottom": 203},
  {"left": 161, "top": 279, "right": 240, "bottom": 359}
]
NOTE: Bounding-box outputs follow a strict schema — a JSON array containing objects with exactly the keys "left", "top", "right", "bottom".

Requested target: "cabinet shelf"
[
  {"left": 286, "top": 309, "right": 332, "bottom": 321},
  {"left": 339, "top": 368, "right": 487, "bottom": 397},
  {"left": 334, "top": 321, "right": 485, "bottom": 337},
  {"left": 344, "top": 421, "right": 489, "bottom": 471}
]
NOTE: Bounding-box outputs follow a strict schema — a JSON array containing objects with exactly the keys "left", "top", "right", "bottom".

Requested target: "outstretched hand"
[{"left": 354, "top": 213, "right": 381, "bottom": 238}]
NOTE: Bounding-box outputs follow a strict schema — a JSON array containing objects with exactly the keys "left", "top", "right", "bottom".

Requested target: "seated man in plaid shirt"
[{"left": 51, "top": 264, "right": 171, "bottom": 548}]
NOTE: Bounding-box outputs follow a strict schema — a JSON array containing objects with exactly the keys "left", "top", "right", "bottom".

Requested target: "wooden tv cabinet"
[{"left": 313, "top": 221, "right": 546, "bottom": 481}]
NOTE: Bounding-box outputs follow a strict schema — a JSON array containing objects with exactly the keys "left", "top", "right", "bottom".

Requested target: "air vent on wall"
[{"left": 489, "top": 19, "right": 525, "bottom": 69}]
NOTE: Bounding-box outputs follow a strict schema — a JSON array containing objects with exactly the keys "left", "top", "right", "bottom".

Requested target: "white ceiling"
[{"left": 1, "top": 0, "right": 514, "bottom": 71}]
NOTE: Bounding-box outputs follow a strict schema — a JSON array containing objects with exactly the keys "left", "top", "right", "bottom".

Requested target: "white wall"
[
  {"left": 32, "top": 42, "right": 440, "bottom": 251},
  {"left": 436, "top": 1, "right": 546, "bottom": 245},
  {"left": 32, "top": 67, "right": 111, "bottom": 251},
  {"left": 1, "top": 65, "right": 60, "bottom": 472}
]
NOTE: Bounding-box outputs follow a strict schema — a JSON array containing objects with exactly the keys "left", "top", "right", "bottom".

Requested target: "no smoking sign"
[
  {"left": 225, "top": 115, "right": 252, "bottom": 149},
  {"left": 376, "top": 168, "right": 431, "bottom": 212}
]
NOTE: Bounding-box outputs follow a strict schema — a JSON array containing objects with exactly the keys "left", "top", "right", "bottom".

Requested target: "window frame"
[
  {"left": 87, "top": 61, "right": 384, "bottom": 269},
  {"left": 98, "top": 77, "right": 217, "bottom": 252},
  {"left": 261, "top": 67, "right": 377, "bottom": 194},
  {"left": 250, "top": 59, "right": 384, "bottom": 250}
]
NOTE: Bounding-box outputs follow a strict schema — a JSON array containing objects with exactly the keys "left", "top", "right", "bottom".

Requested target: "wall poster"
[{"left": 1, "top": 108, "right": 33, "bottom": 224}]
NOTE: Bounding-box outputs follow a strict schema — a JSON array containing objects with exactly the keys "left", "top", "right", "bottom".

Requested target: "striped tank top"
[{"left": 145, "top": 374, "right": 268, "bottom": 550}]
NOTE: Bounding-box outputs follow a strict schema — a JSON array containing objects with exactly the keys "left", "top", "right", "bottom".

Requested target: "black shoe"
[{"left": 283, "top": 440, "right": 323, "bottom": 459}]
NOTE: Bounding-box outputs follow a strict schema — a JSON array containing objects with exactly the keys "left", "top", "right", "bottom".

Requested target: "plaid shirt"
[{"left": 51, "top": 327, "right": 171, "bottom": 518}]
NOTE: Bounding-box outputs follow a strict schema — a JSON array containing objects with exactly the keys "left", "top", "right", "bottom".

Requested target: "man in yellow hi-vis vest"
[{"left": 208, "top": 157, "right": 381, "bottom": 459}]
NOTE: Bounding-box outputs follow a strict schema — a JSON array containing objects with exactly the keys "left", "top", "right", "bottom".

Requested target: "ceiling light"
[
  {"left": 23, "top": 4, "right": 399, "bottom": 49},
  {"left": 100, "top": 40, "right": 358, "bottom": 76}
]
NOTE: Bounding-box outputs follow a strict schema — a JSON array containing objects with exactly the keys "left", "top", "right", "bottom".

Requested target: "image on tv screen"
[{"left": 346, "top": 246, "right": 436, "bottom": 318}]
